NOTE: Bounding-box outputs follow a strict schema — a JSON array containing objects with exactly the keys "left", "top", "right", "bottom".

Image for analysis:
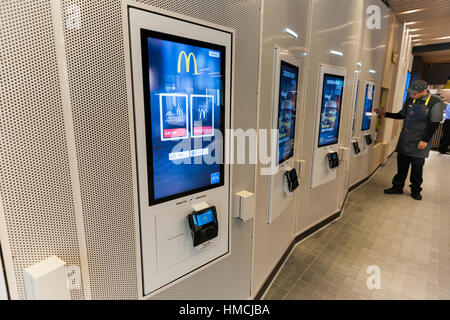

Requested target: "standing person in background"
[
  {"left": 375, "top": 80, "right": 445, "bottom": 201},
  {"left": 438, "top": 101, "right": 450, "bottom": 155}
]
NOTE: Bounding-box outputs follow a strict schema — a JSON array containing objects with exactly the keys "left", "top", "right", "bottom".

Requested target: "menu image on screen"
[
  {"left": 278, "top": 61, "right": 299, "bottom": 164},
  {"left": 318, "top": 74, "right": 344, "bottom": 147},
  {"left": 361, "top": 84, "right": 374, "bottom": 131},
  {"left": 141, "top": 30, "right": 225, "bottom": 205}
]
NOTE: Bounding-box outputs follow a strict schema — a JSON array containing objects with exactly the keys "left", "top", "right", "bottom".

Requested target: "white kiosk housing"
[
  {"left": 360, "top": 80, "right": 376, "bottom": 151},
  {"left": 127, "top": 6, "right": 233, "bottom": 295},
  {"left": 267, "top": 49, "right": 301, "bottom": 224},
  {"left": 310, "top": 65, "right": 346, "bottom": 189}
]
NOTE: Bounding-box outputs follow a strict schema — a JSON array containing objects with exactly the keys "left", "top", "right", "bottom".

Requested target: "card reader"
[
  {"left": 187, "top": 206, "right": 219, "bottom": 247},
  {"left": 284, "top": 168, "right": 299, "bottom": 193},
  {"left": 365, "top": 134, "right": 373, "bottom": 145},
  {"left": 327, "top": 152, "right": 339, "bottom": 169},
  {"left": 353, "top": 141, "right": 361, "bottom": 155}
]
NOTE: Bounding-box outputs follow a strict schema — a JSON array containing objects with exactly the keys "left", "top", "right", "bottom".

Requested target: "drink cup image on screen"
[
  {"left": 141, "top": 30, "right": 226, "bottom": 205},
  {"left": 318, "top": 74, "right": 344, "bottom": 147},
  {"left": 191, "top": 95, "right": 214, "bottom": 137}
]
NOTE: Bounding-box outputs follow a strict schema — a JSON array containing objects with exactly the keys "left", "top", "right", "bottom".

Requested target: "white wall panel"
[
  {"left": 1, "top": 0, "right": 262, "bottom": 300},
  {"left": 0, "top": 0, "right": 85, "bottom": 300},
  {"left": 295, "top": 0, "right": 364, "bottom": 234},
  {"left": 349, "top": 0, "right": 390, "bottom": 186},
  {"left": 252, "top": 0, "right": 311, "bottom": 295}
]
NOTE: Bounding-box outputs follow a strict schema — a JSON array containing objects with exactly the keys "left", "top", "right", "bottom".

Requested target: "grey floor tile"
[{"left": 263, "top": 152, "right": 450, "bottom": 300}]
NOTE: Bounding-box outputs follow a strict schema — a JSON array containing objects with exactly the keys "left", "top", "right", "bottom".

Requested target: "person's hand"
[
  {"left": 375, "top": 108, "right": 385, "bottom": 116},
  {"left": 418, "top": 141, "right": 428, "bottom": 150}
]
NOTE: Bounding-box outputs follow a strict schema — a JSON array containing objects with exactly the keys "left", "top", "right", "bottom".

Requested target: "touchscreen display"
[
  {"left": 141, "top": 30, "right": 226, "bottom": 205},
  {"left": 318, "top": 74, "right": 345, "bottom": 147},
  {"left": 278, "top": 61, "right": 299, "bottom": 164},
  {"left": 361, "top": 84, "right": 374, "bottom": 131},
  {"left": 403, "top": 71, "right": 412, "bottom": 104}
]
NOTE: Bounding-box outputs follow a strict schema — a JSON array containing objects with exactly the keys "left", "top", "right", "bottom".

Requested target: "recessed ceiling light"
[
  {"left": 284, "top": 28, "right": 298, "bottom": 39},
  {"left": 369, "top": 70, "right": 376, "bottom": 74},
  {"left": 435, "top": 36, "right": 450, "bottom": 40},
  {"left": 405, "top": 22, "right": 417, "bottom": 25},
  {"left": 330, "top": 50, "right": 343, "bottom": 56},
  {"left": 398, "top": 9, "right": 425, "bottom": 15}
]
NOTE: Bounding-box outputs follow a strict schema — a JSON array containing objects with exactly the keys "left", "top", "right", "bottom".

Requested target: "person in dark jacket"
[{"left": 375, "top": 80, "right": 444, "bottom": 200}]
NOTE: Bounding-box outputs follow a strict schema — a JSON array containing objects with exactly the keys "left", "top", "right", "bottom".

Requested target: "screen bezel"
[
  {"left": 318, "top": 73, "right": 345, "bottom": 148},
  {"left": 140, "top": 29, "right": 226, "bottom": 206},
  {"left": 277, "top": 60, "right": 299, "bottom": 165},
  {"left": 361, "top": 84, "right": 374, "bottom": 131}
]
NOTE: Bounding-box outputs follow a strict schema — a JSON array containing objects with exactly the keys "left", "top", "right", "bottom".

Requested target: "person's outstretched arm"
[
  {"left": 384, "top": 111, "right": 405, "bottom": 119},
  {"left": 375, "top": 99, "right": 408, "bottom": 119}
]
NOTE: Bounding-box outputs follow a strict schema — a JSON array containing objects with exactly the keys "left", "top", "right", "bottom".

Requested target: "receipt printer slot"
[
  {"left": 327, "top": 152, "right": 339, "bottom": 169},
  {"left": 365, "top": 134, "right": 373, "bottom": 145},
  {"left": 353, "top": 141, "right": 361, "bottom": 154},
  {"left": 284, "top": 168, "right": 299, "bottom": 193}
]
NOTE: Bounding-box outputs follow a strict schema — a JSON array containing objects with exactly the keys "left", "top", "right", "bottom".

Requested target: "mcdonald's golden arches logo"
[{"left": 177, "top": 51, "right": 199, "bottom": 75}]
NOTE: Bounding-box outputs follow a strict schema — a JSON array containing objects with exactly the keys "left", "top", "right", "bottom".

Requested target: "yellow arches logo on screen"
[{"left": 177, "top": 51, "right": 199, "bottom": 75}]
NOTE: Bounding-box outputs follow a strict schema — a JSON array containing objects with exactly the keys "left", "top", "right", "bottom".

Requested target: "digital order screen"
[
  {"left": 318, "top": 74, "right": 344, "bottom": 147},
  {"left": 141, "top": 30, "right": 225, "bottom": 205},
  {"left": 361, "top": 84, "right": 374, "bottom": 131},
  {"left": 352, "top": 80, "right": 360, "bottom": 133},
  {"left": 278, "top": 61, "right": 299, "bottom": 164},
  {"left": 403, "top": 71, "right": 412, "bottom": 104}
]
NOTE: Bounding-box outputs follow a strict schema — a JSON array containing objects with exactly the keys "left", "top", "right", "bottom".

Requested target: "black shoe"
[
  {"left": 411, "top": 192, "right": 422, "bottom": 201},
  {"left": 384, "top": 187, "right": 403, "bottom": 194},
  {"left": 439, "top": 151, "right": 449, "bottom": 155}
]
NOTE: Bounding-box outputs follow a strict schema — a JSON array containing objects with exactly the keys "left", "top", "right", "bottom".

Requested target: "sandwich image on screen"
[
  {"left": 141, "top": 29, "right": 225, "bottom": 205},
  {"left": 278, "top": 61, "right": 299, "bottom": 164},
  {"left": 318, "top": 74, "right": 344, "bottom": 147}
]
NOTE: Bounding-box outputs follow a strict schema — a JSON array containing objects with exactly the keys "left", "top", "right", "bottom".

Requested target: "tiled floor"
[{"left": 264, "top": 151, "right": 450, "bottom": 300}]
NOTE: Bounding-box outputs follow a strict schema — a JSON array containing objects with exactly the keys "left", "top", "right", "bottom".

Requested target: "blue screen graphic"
[
  {"left": 142, "top": 31, "right": 225, "bottom": 205},
  {"left": 194, "top": 209, "right": 215, "bottom": 227},
  {"left": 278, "top": 61, "right": 299, "bottom": 164},
  {"left": 361, "top": 84, "right": 374, "bottom": 131},
  {"left": 403, "top": 71, "right": 412, "bottom": 104},
  {"left": 318, "top": 74, "right": 345, "bottom": 147}
]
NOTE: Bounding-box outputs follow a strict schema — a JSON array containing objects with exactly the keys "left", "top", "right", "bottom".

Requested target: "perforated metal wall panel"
[
  {"left": 0, "top": 1, "right": 84, "bottom": 300},
  {"left": 58, "top": 0, "right": 261, "bottom": 299},
  {"left": 1, "top": 0, "right": 260, "bottom": 299}
]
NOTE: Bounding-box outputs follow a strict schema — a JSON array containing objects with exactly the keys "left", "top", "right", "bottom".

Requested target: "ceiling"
[
  {"left": 414, "top": 49, "right": 450, "bottom": 64},
  {"left": 388, "top": 0, "right": 450, "bottom": 47}
]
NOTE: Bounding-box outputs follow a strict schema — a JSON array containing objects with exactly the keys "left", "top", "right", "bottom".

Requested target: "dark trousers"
[
  {"left": 439, "top": 120, "right": 450, "bottom": 153},
  {"left": 393, "top": 153, "right": 425, "bottom": 193}
]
